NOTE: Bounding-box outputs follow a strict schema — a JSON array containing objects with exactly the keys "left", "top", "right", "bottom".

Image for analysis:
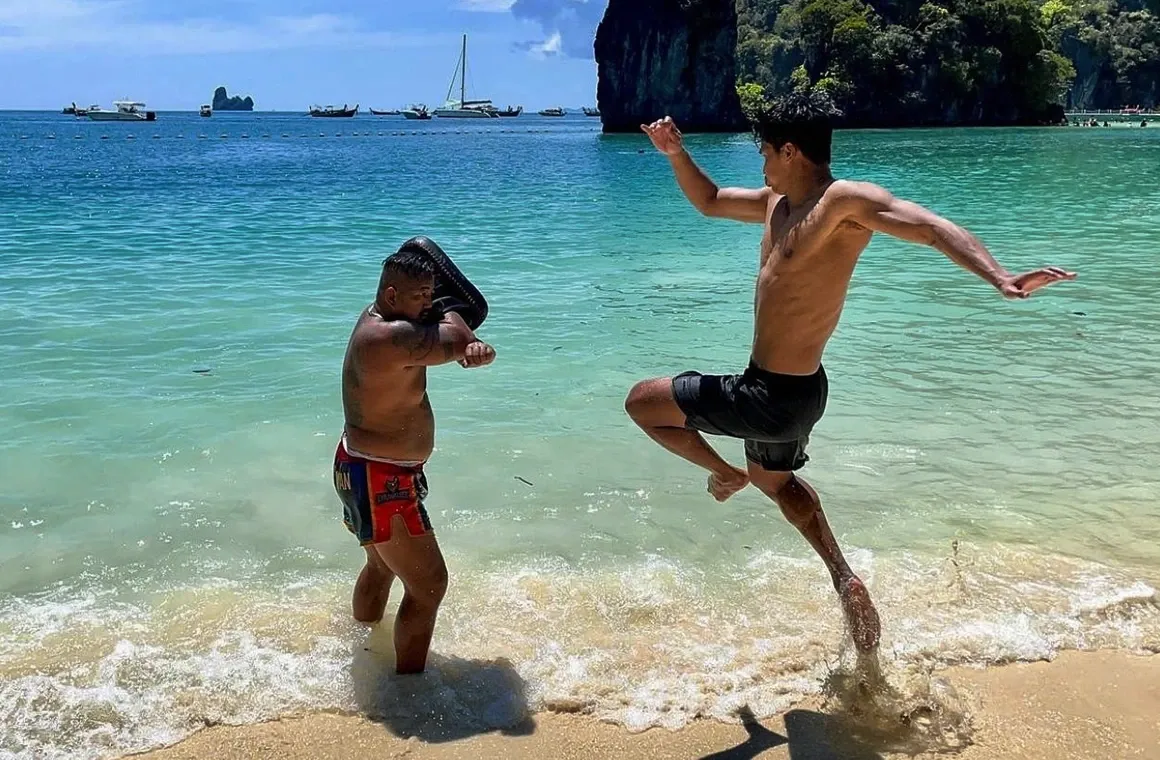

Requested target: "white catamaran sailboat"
[{"left": 434, "top": 34, "right": 498, "bottom": 119}]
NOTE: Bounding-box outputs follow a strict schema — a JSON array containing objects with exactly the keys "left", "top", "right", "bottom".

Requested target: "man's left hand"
[
  {"left": 459, "top": 340, "right": 496, "bottom": 368},
  {"left": 997, "top": 267, "right": 1077, "bottom": 299}
]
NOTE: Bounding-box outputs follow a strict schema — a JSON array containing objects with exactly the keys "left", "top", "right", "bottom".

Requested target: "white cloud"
[
  {"left": 527, "top": 30, "right": 561, "bottom": 58},
  {"left": 0, "top": 0, "right": 443, "bottom": 53},
  {"left": 509, "top": 0, "right": 606, "bottom": 59},
  {"left": 457, "top": 0, "right": 516, "bottom": 10}
]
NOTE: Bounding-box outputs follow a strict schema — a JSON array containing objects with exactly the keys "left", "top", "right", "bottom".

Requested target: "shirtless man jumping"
[
  {"left": 625, "top": 92, "right": 1076, "bottom": 653},
  {"left": 334, "top": 248, "right": 495, "bottom": 674}
]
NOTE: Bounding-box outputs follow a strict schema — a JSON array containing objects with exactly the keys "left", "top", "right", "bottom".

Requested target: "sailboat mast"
[{"left": 461, "top": 33, "right": 466, "bottom": 107}]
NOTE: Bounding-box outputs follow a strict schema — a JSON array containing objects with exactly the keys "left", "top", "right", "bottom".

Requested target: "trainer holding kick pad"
[
  {"left": 334, "top": 236, "right": 493, "bottom": 675},
  {"left": 625, "top": 92, "right": 1076, "bottom": 654}
]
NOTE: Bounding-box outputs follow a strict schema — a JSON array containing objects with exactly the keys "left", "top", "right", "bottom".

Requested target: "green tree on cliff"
[{"left": 736, "top": 0, "right": 1155, "bottom": 122}]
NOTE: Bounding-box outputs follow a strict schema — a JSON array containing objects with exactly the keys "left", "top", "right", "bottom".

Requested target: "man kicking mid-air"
[
  {"left": 335, "top": 244, "right": 494, "bottom": 674},
  {"left": 624, "top": 92, "right": 1075, "bottom": 653}
]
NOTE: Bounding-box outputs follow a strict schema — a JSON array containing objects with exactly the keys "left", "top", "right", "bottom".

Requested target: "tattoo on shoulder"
[{"left": 390, "top": 324, "right": 438, "bottom": 359}]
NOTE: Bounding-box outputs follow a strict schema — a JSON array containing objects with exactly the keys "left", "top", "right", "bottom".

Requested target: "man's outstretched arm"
[
  {"left": 838, "top": 181, "right": 1076, "bottom": 298},
  {"left": 642, "top": 116, "right": 771, "bottom": 224},
  {"left": 665, "top": 150, "right": 772, "bottom": 223}
]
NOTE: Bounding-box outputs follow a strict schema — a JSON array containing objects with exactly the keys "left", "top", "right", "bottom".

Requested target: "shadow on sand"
[
  {"left": 700, "top": 706, "right": 886, "bottom": 760},
  {"left": 349, "top": 624, "right": 535, "bottom": 743},
  {"left": 702, "top": 651, "right": 975, "bottom": 759}
]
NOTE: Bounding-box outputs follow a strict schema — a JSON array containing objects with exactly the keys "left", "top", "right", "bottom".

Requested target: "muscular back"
[
  {"left": 752, "top": 184, "right": 873, "bottom": 375},
  {"left": 342, "top": 308, "right": 435, "bottom": 462}
]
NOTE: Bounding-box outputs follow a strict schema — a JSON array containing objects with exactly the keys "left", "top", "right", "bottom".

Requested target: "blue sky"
[{"left": 0, "top": 0, "right": 608, "bottom": 110}]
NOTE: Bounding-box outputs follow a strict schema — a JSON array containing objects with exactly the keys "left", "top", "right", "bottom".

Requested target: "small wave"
[{"left": 0, "top": 543, "right": 1156, "bottom": 758}]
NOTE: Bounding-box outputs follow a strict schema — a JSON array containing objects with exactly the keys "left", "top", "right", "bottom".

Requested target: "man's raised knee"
[
  {"left": 625, "top": 377, "right": 685, "bottom": 429},
  {"left": 624, "top": 380, "right": 650, "bottom": 422}
]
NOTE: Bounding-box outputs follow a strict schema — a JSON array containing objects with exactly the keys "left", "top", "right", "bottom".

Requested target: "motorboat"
[
  {"left": 401, "top": 104, "right": 431, "bottom": 120},
  {"left": 88, "top": 100, "right": 156, "bottom": 121}
]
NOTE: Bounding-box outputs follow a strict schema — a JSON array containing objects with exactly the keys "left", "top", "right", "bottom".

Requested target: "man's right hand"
[
  {"left": 641, "top": 116, "right": 684, "bottom": 156},
  {"left": 459, "top": 340, "right": 495, "bottom": 369}
]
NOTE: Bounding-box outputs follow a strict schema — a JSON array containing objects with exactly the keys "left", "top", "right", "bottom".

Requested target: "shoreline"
[{"left": 130, "top": 648, "right": 1160, "bottom": 760}]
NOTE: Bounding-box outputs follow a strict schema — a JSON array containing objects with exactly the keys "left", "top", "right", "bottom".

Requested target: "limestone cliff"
[
  {"left": 594, "top": 0, "right": 746, "bottom": 133},
  {"left": 212, "top": 87, "right": 255, "bottom": 112}
]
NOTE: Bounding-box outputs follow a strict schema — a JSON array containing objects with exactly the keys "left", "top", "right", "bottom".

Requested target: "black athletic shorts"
[{"left": 672, "top": 361, "right": 828, "bottom": 471}]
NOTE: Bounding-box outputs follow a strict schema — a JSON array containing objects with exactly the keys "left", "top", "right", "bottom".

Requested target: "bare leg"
[
  {"left": 625, "top": 378, "right": 749, "bottom": 501},
  {"left": 747, "top": 464, "right": 881, "bottom": 653},
  {"left": 352, "top": 546, "right": 395, "bottom": 623},
  {"left": 370, "top": 515, "right": 449, "bottom": 675}
]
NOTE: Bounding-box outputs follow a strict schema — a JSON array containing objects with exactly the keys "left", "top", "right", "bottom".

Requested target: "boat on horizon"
[
  {"left": 538, "top": 106, "right": 566, "bottom": 117},
  {"left": 370, "top": 108, "right": 401, "bottom": 116},
  {"left": 401, "top": 104, "right": 431, "bottom": 120},
  {"left": 199, "top": 105, "right": 212, "bottom": 117},
  {"left": 582, "top": 107, "right": 600, "bottom": 117},
  {"left": 496, "top": 106, "right": 522, "bottom": 117},
  {"left": 88, "top": 100, "right": 156, "bottom": 121},
  {"left": 308, "top": 104, "right": 359, "bottom": 118},
  {"left": 434, "top": 34, "right": 498, "bottom": 119}
]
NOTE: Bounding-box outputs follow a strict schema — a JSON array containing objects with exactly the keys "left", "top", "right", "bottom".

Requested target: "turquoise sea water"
[{"left": 1, "top": 111, "right": 1159, "bottom": 758}]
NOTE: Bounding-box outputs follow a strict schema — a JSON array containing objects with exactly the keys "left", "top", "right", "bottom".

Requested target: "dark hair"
[
  {"left": 379, "top": 249, "right": 434, "bottom": 292},
  {"left": 747, "top": 89, "right": 842, "bottom": 166}
]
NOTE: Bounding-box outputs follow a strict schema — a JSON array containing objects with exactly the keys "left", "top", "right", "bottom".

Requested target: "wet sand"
[{"left": 131, "top": 649, "right": 1159, "bottom": 760}]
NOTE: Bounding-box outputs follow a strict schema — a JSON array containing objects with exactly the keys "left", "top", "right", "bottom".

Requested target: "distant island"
[{"left": 212, "top": 87, "right": 254, "bottom": 112}]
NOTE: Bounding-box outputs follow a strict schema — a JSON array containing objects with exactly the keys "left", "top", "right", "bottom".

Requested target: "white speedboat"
[
  {"left": 401, "top": 104, "right": 431, "bottom": 120},
  {"left": 88, "top": 100, "right": 155, "bottom": 121},
  {"left": 434, "top": 35, "right": 498, "bottom": 119}
]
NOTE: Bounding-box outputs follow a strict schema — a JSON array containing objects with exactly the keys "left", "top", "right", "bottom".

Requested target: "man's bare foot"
[
  {"left": 839, "top": 576, "right": 881, "bottom": 653},
  {"left": 707, "top": 466, "right": 749, "bottom": 502}
]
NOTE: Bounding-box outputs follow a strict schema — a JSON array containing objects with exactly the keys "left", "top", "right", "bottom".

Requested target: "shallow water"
[{"left": 1, "top": 112, "right": 1158, "bottom": 759}]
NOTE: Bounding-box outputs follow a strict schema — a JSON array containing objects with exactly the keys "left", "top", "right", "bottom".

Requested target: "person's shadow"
[
  {"left": 700, "top": 706, "right": 885, "bottom": 760},
  {"left": 349, "top": 625, "right": 535, "bottom": 743}
]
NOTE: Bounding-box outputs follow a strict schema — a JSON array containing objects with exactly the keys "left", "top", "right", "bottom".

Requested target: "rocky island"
[
  {"left": 593, "top": 0, "right": 1158, "bottom": 132},
  {"left": 212, "top": 87, "right": 254, "bottom": 112},
  {"left": 594, "top": 0, "right": 745, "bottom": 134}
]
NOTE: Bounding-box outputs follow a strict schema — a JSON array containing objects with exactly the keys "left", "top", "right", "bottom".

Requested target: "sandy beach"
[{"left": 131, "top": 649, "right": 1159, "bottom": 760}]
